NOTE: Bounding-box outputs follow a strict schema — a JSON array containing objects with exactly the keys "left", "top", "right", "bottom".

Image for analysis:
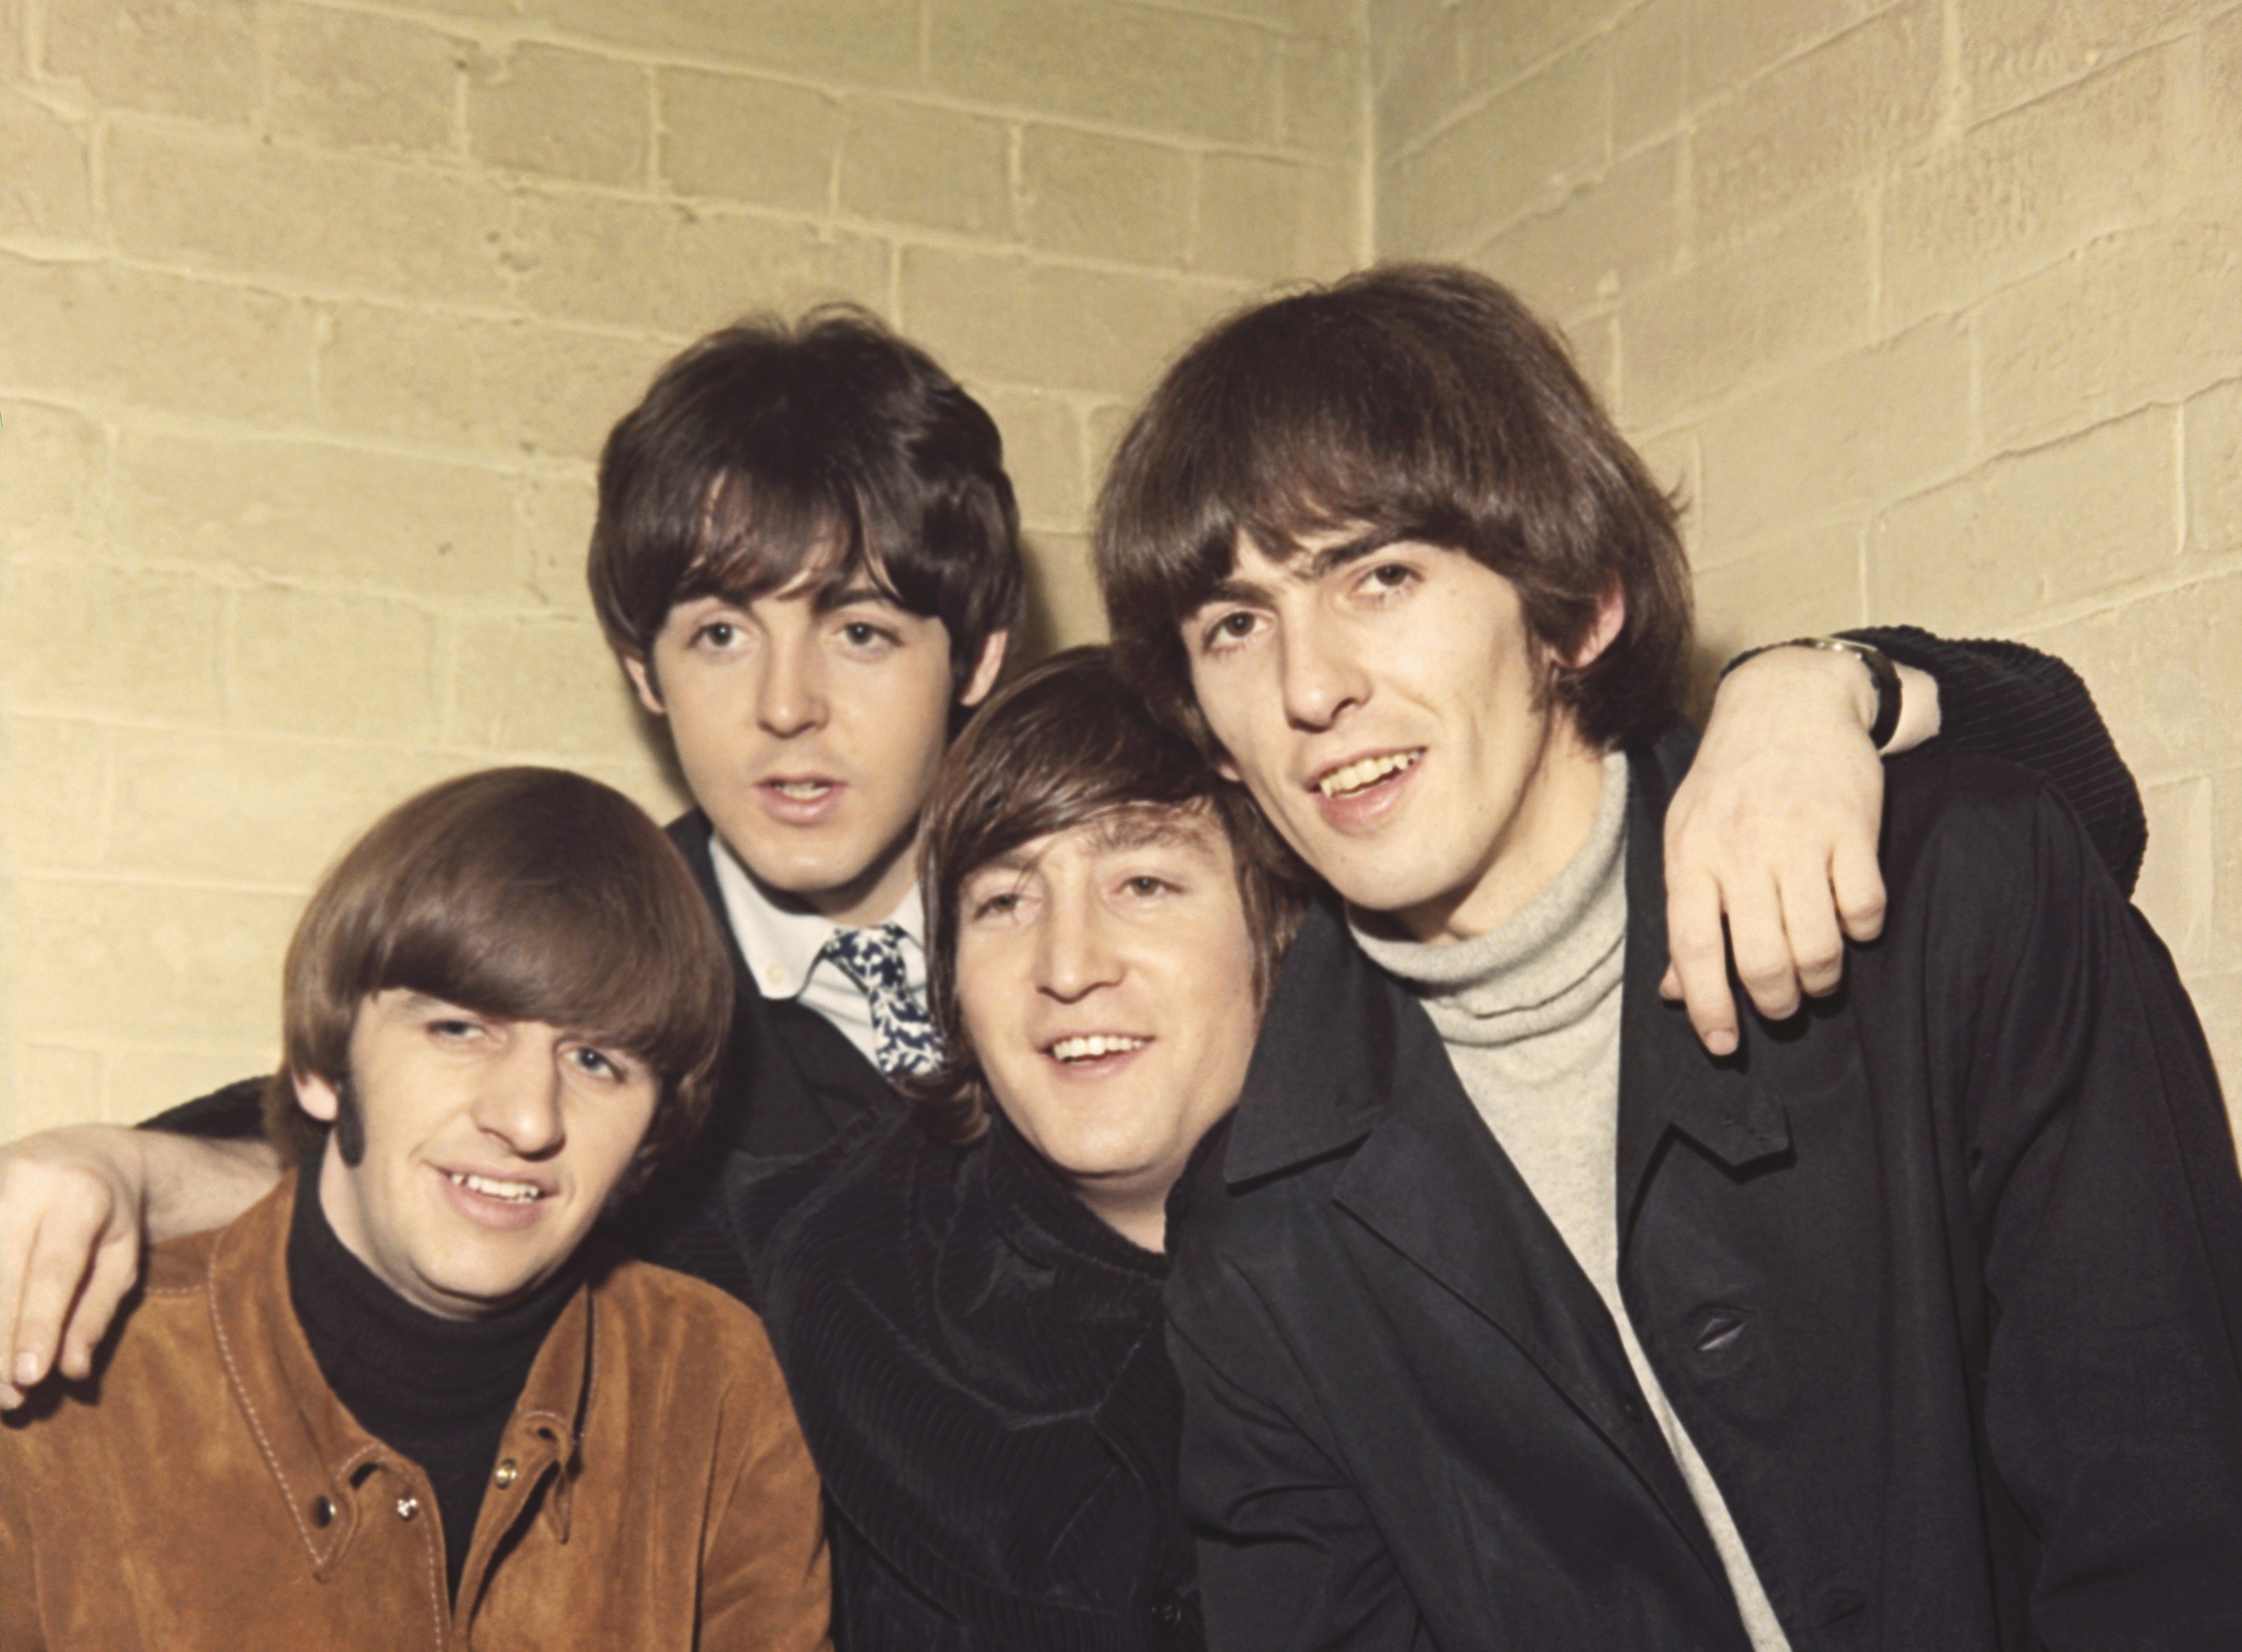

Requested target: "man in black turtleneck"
[{"left": 0, "top": 769, "right": 831, "bottom": 1651}]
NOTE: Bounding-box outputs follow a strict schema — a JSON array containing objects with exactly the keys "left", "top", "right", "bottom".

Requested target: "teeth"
[
  {"left": 1050, "top": 1035, "right": 1148, "bottom": 1063},
  {"left": 771, "top": 780, "right": 832, "bottom": 800},
  {"left": 451, "top": 1172, "right": 542, "bottom": 1204},
  {"left": 1318, "top": 750, "right": 1421, "bottom": 798}
]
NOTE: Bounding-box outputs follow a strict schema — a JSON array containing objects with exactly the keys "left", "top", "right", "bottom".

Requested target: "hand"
[
  {"left": 0, "top": 1126, "right": 150, "bottom": 1410},
  {"left": 1661, "top": 648, "right": 1933, "bottom": 1054}
]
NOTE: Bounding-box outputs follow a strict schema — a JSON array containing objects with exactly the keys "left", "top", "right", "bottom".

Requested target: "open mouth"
[
  {"left": 1315, "top": 749, "right": 1423, "bottom": 799},
  {"left": 448, "top": 1171, "right": 545, "bottom": 1205},
  {"left": 764, "top": 778, "right": 836, "bottom": 801},
  {"left": 1047, "top": 1034, "right": 1150, "bottom": 1064}
]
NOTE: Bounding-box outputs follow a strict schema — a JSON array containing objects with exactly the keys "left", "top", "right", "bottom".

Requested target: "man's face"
[
  {"left": 1183, "top": 535, "right": 1610, "bottom": 942},
  {"left": 955, "top": 808, "right": 1260, "bottom": 1220},
  {"left": 297, "top": 991, "right": 659, "bottom": 1321},
  {"left": 627, "top": 567, "right": 1006, "bottom": 928}
]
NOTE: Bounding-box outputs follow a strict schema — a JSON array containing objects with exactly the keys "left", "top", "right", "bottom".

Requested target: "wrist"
[{"left": 1721, "top": 637, "right": 1900, "bottom": 748}]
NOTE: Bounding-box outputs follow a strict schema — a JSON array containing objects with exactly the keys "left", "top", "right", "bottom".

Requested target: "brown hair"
[
  {"left": 263, "top": 767, "right": 733, "bottom": 1191},
  {"left": 589, "top": 305, "right": 1025, "bottom": 699},
  {"left": 909, "top": 647, "right": 1313, "bottom": 1145},
  {"left": 1095, "top": 263, "right": 1692, "bottom": 753}
]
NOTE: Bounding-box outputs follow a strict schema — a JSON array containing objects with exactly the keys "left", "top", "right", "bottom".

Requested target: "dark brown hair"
[
  {"left": 910, "top": 647, "right": 1312, "bottom": 1145},
  {"left": 1095, "top": 263, "right": 1692, "bottom": 753},
  {"left": 264, "top": 767, "right": 733, "bottom": 1190},
  {"left": 589, "top": 305, "right": 1025, "bottom": 698}
]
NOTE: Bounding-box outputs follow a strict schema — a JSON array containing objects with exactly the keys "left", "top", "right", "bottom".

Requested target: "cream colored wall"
[
  {"left": 0, "top": 0, "right": 1364, "bottom": 1135},
  {"left": 1375, "top": 0, "right": 2242, "bottom": 1109}
]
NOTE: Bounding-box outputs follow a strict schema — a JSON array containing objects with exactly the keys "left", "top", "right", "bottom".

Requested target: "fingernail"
[
  {"left": 1706, "top": 1030, "right": 1737, "bottom": 1056},
  {"left": 13, "top": 1351, "right": 41, "bottom": 1386}
]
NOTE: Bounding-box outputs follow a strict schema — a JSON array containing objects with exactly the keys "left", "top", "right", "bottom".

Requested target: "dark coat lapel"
[
  {"left": 1614, "top": 733, "right": 1795, "bottom": 1255},
  {"left": 1224, "top": 889, "right": 1731, "bottom": 1582},
  {"left": 667, "top": 812, "right": 893, "bottom": 1155}
]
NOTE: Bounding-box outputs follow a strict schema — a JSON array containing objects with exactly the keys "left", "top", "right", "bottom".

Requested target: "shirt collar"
[{"left": 707, "top": 830, "right": 927, "bottom": 1001}]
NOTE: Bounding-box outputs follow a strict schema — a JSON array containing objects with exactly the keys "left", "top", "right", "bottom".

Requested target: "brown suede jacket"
[{"left": 0, "top": 1177, "right": 831, "bottom": 1651}]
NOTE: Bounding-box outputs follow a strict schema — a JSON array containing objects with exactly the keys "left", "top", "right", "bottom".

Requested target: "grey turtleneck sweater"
[{"left": 1352, "top": 751, "right": 1790, "bottom": 1652}]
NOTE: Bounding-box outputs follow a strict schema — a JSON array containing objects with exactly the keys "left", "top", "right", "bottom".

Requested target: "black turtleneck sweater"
[{"left": 285, "top": 1162, "right": 579, "bottom": 1600}]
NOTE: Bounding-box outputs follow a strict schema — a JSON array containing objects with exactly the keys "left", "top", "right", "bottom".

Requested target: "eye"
[
  {"left": 970, "top": 890, "right": 1021, "bottom": 920},
  {"left": 1362, "top": 561, "right": 1417, "bottom": 595},
  {"left": 840, "top": 621, "right": 895, "bottom": 648},
  {"left": 1125, "top": 875, "right": 1171, "bottom": 897},
  {"left": 1199, "top": 609, "right": 1262, "bottom": 654},
  {"left": 427, "top": 1017, "right": 484, "bottom": 1042},
  {"left": 567, "top": 1045, "right": 631, "bottom": 1082},
  {"left": 693, "top": 619, "right": 742, "bottom": 649}
]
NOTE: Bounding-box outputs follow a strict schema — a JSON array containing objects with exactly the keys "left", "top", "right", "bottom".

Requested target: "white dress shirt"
[{"left": 707, "top": 833, "right": 931, "bottom": 1072}]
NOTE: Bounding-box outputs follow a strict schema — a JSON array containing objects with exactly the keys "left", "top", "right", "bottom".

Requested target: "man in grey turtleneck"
[{"left": 1098, "top": 264, "right": 2242, "bottom": 1650}]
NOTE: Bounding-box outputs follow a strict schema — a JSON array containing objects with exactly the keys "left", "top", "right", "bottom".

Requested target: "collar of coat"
[
  {"left": 1217, "top": 725, "right": 1796, "bottom": 1220},
  {"left": 192, "top": 1172, "right": 596, "bottom": 1590}
]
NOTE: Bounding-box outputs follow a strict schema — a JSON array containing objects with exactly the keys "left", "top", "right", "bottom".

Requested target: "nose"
[
  {"left": 472, "top": 1036, "right": 566, "bottom": 1158},
  {"left": 756, "top": 628, "right": 827, "bottom": 738},
  {"left": 1277, "top": 607, "right": 1368, "bottom": 731},
  {"left": 1034, "top": 883, "right": 1123, "bottom": 1003}
]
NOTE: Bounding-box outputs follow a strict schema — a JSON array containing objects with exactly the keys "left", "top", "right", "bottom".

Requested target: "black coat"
[
  {"left": 612, "top": 811, "right": 899, "bottom": 1253},
  {"left": 1164, "top": 732, "right": 2242, "bottom": 1651},
  {"left": 663, "top": 1109, "right": 1203, "bottom": 1652}
]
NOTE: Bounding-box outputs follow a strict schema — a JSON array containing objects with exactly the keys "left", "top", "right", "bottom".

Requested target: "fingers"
[
  {"left": 1831, "top": 836, "right": 1888, "bottom": 944},
  {"left": 0, "top": 1196, "right": 37, "bottom": 1409},
  {"left": 1776, "top": 854, "right": 1848, "bottom": 1003},
  {"left": 5, "top": 1195, "right": 113, "bottom": 1397},
  {"left": 1665, "top": 869, "right": 1740, "bottom": 1056},
  {"left": 55, "top": 1232, "right": 141, "bottom": 1382},
  {"left": 1723, "top": 872, "right": 1803, "bottom": 1024}
]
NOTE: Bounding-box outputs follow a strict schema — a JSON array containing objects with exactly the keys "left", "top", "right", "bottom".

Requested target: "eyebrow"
[{"left": 1196, "top": 528, "right": 1411, "bottom": 610}]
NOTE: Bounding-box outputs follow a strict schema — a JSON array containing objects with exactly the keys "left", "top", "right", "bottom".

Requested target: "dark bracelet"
[{"left": 1719, "top": 636, "right": 1903, "bottom": 750}]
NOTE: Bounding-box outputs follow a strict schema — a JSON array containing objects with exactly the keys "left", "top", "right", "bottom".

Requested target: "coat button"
[
  {"left": 309, "top": 1496, "right": 335, "bottom": 1528},
  {"left": 394, "top": 1494, "right": 421, "bottom": 1521},
  {"left": 1151, "top": 1597, "right": 1185, "bottom": 1636},
  {"left": 493, "top": 1459, "right": 518, "bottom": 1489}
]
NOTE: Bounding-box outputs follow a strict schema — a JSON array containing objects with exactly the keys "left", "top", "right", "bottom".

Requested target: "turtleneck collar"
[
  {"left": 1351, "top": 749, "right": 1630, "bottom": 1047},
  {"left": 286, "top": 1151, "right": 581, "bottom": 1429}
]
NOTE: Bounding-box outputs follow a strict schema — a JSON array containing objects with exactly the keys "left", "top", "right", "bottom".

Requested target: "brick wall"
[
  {"left": 0, "top": 0, "right": 1365, "bottom": 1133},
  {"left": 1375, "top": 0, "right": 2242, "bottom": 1116}
]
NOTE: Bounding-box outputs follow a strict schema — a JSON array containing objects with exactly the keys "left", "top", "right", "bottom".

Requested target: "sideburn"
[{"left": 332, "top": 1073, "right": 368, "bottom": 1168}]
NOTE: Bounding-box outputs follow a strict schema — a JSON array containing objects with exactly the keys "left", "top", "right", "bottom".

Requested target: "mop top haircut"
[
  {"left": 265, "top": 767, "right": 734, "bottom": 1189},
  {"left": 1095, "top": 262, "right": 1693, "bottom": 755},
  {"left": 589, "top": 305, "right": 1026, "bottom": 698},
  {"left": 910, "top": 647, "right": 1314, "bottom": 1146}
]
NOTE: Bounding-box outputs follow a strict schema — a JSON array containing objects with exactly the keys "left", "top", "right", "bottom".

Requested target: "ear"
[
  {"left": 621, "top": 653, "right": 667, "bottom": 718},
  {"left": 958, "top": 628, "right": 1010, "bottom": 709},
  {"left": 294, "top": 1071, "right": 341, "bottom": 1125},
  {"left": 1566, "top": 583, "right": 1626, "bottom": 672},
  {"left": 1214, "top": 753, "right": 1242, "bottom": 784}
]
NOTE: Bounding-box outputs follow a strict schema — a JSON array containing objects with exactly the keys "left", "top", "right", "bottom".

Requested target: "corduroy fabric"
[{"left": 711, "top": 1110, "right": 1203, "bottom": 1652}]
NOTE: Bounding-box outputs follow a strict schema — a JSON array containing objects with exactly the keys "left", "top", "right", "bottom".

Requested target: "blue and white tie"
[{"left": 819, "top": 923, "right": 943, "bottom": 1080}]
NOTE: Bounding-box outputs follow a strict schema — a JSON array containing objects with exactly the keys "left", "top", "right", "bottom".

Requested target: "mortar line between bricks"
[{"left": 263, "top": 0, "right": 1342, "bottom": 153}]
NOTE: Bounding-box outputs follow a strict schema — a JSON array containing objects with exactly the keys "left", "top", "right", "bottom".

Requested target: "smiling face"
[
  {"left": 1185, "top": 534, "right": 1616, "bottom": 944},
  {"left": 296, "top": 990, "right": 660, "bottom": 1321},
  {"left": 627, "top": 567, "right": 1006, "bottom": 928},
  {"left": 954, "top": 808, "right": 1260, "bottom": 1248}
]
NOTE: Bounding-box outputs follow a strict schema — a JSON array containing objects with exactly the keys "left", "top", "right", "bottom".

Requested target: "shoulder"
[
  {"left": 142, "top": 1226, "right": 222, "bottom": 1296},
  {"left": 1881, "top": 748, "right": 2102, "bottom": 910},
  {"left": 589, "top": 1250, "right": 790, "bottom": 1396}
]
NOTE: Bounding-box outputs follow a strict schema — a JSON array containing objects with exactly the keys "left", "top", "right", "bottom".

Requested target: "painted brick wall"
[
  {"left": 1375, "top": 0, "right": 2242, "bottom": 1123},
  {"left": 0, "top": 0, "right": 1365, "bottom": 1134}
]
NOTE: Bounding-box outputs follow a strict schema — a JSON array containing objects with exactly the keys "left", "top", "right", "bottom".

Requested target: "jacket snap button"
[
  {"left": 394, "top": 1493, "right": 421, "bottom": 1521},
  {"left": 310, "top": 1496, "right": 335, "bottom": 1528},
  {"left": 493, "top": 1459, "right": 518, "bottom": 1489}
]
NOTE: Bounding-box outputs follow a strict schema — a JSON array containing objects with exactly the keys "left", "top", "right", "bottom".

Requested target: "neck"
[{"left": 1388, "top": 714, "right": 1609, "bottom": 945}]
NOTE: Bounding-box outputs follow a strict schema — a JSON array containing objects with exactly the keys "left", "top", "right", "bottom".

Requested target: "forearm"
[
  {"left": 1846, "top": 625, "right": 2145, "bottom": 893},
  {"left": 141, "top": 1131, "right": 282, "bottom": 1244}
]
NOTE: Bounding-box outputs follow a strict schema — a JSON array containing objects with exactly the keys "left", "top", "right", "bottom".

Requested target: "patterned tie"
[{"left": 818, "top": 923, "right": 943, "bottom": 1080}]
